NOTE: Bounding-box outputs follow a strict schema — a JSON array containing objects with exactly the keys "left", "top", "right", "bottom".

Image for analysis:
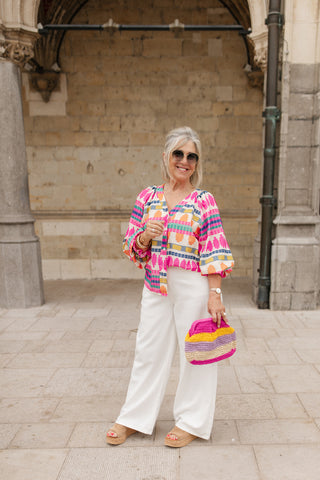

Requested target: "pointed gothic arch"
[
  {"left": 4, "top": 0, "right": 267, "bottom": 72},
  {"left": 0, "top": 0, "right": 268, "bottom": 72}
]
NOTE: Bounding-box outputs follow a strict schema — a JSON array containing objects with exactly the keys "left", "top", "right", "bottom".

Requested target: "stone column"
[
  {"left": 252, "top": 2, "right": 320, "bottom": 310},
  {"left": 0, "top": 51, "right": 44, "bottom": 307},
  {"left": 268, "top": 0, "right": 320, "bottom": 310},
  {"left": 269, "top": 57, "right": 320, "bottom": 310}
]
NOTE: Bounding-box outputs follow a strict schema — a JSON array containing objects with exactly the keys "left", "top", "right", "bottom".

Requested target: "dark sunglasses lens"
[
  {"left": 172, "top": 150, "right": 198, "bottom": 162},
  {"left": 173, "top": 150, "right": 184, "bottom": 160},
  {"left": 187, "top": 153, "right": 199, "bottom": 162}
]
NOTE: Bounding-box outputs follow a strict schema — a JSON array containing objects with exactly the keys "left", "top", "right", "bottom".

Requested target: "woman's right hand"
[{"left": 141, "top": 220, "right": 165, "bottom": 243}]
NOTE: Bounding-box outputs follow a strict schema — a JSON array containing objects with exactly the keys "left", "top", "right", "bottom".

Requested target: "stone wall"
[{"left": 22, "top": 0, "right": 264, "bottom": 280}]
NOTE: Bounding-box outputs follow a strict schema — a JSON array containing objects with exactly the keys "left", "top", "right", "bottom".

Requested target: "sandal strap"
[
  {"left": 167, "top": 426, "right": 193, "bottom": 440},
  {"left": 107, "top": 424, "right": 134, "bottom": 438}
]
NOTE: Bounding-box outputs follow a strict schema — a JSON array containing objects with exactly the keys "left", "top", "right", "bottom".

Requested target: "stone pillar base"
[
  {"left": 0, "top": 222, "right": 44, "bottom": 308},
  {"left": 269, "top": 236, "right": 319, "bottom": 310}
]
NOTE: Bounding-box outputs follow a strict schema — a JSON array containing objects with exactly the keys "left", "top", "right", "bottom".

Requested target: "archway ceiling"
[
  {"left": 33, "top": 0, "right": 253, "bottom": 71},
  {"left": 220, "top": 0, "right": 251, "bottom": 28},
  {"left": 34, "top": 0, "right": 89, "bottom": 70}
]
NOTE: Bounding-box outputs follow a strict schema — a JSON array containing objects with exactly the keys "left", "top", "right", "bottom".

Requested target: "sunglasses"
[{"left": 172, "top": 150, "right": 199, "bottom": 164}]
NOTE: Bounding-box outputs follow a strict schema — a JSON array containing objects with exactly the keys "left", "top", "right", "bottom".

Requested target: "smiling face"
[{"left": 166, "top": 140, "right": 198, "bottom": 186}]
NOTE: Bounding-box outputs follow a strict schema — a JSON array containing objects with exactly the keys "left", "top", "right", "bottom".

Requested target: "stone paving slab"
[
  {"left": 0, "top": 449, "right": 68, "bottom": 480},
  {"left": 10, "top": 423, "right": 75, "bottom": 449},
  {"left": 0, "top": 397, "right": 60, "bottom": 423},
  {"left": 43, "top": 367, "right": 131, "bottom": 396},
  {"left": 0, "top": 424, "right": 21, "bottom": 449},
  {"left": 68, "top": 422, "right": 110, "bottom": 448},
  {"left": 298, "top": 393, "right": 320, "bottom": 417},
  {"left": 0, "top": 368, "right": 55, "bottom": 397},
  {"left": 58, "top": 447, "right": 179, "bottom": 480},
  {"left": 180, "top": 445, "right": 261, "bottom": 480},
  {"left": 7, "top": 352, "right": 86, "bottom": 369},
  {"left": 51, "top": 395, "right": 124, "bottom": 423},
  {"left": 266, "top": 364, "right": 320, "bottom": 393},
  {"left": 237, "top": 419, "right": 320, "bottom": 444},
  {"left": 0, "top": 277, "right": 320, "bottom": 479},
  {"left": 254, "top": 445, "right": 320, "bottom": 480},
  {"left": 215, "top": 394, "right": 276, "bottom": 420}
]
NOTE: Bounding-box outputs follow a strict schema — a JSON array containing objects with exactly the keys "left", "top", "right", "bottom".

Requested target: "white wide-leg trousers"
[{"left": 116, "top": 267, "right": 218, "bottom": 440}]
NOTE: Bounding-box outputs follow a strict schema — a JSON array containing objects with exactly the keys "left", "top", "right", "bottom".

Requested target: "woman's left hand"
[{"left": 208, "top": 293, "right": 226, "bottom": 328}]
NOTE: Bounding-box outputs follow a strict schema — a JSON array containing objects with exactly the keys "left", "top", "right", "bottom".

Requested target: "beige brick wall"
[{"left": 23, "top": 0, "right": 263, "bottom": 279}]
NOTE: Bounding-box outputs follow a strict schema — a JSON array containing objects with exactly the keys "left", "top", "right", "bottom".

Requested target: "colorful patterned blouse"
[{"left": 123, "top": 184, "right": 234, "bottom": 296}]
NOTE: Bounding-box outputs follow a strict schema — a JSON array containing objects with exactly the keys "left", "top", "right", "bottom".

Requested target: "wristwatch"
[{"left": 210, "top": 287, "right": 222, "bottom": 295}]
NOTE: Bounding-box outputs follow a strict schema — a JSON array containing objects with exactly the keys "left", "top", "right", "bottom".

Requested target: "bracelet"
[
  {"left": 136, "top": 234, "right": 150, "bottom": 250},
  {"left": 135, "top": 235, "right": 146, "bottom": 249}
]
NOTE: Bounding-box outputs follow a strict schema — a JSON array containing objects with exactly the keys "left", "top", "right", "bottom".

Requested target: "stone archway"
[
  {"left": 0, "top": 0, "right": 269, "bottom": 90},
  {"left": 0, "top": 0, "right": 269, "bottom": 307},
  {"left": 0, "top": 0, "right": 267, "bottom": 77},
  {"left": 33, "top": 1, "right": 268, "bottom": 70},
  {"left": 0, "top": 0, "right": 268, "bottom": 75},
  {"left": 21, "top": 0, "right": 267, "bottom": 281}
]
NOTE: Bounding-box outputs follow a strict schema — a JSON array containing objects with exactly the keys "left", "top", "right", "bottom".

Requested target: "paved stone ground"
[{"left": 0, "top": 277, "right": 320, "bottom": 480}]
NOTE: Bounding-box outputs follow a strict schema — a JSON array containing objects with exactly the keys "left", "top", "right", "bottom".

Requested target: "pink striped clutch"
[{"left": 185, "top": 317, "right": 236, "bottom": 365}]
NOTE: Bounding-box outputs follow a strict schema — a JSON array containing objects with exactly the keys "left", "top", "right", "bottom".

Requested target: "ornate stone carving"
[
  {"left": 249, "top": 30, "right": 268, "bottom": 72},
  {"left": 254, "top": 48, "right": 268, "bottom": 72},
  {"left": 247, "top": 70, "right": 265, "bottom": 90},
  {"left": 30, "top": 71, "right": 60, "bottom": 102},
  {"left": 242, "top": 30, "right": 268, "bottom": 90},
  {"left": 0, "top": 40, "right": 34, "bottom": 66}
]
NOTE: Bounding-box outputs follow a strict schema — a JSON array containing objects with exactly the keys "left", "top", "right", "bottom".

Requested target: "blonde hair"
[{"left": 161, "top": 126, "right": 203, "bottom": 188}]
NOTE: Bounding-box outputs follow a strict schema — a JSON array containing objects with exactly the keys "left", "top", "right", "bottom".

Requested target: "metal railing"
[{"left": 38, "top": 18, "right": 250, "bottom": 35}]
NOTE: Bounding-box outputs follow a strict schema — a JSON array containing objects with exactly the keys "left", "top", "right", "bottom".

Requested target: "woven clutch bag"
[{"left": 185, "top": 317, "right": 236, "bottom": 365}]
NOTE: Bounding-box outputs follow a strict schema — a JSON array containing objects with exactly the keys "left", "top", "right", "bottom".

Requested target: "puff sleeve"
[
  {"left": 198, "top": 191, "right": 234, "bottom": 277},
  {"left": 122, "top": 186, "right": 155, "bottom": 269}
]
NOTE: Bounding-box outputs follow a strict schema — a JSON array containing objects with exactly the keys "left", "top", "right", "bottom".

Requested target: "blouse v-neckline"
[{"left": 159, "top": 184, "right": 197, "bottom": 214}]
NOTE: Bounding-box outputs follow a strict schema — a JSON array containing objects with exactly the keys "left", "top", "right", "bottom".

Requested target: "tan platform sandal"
[
  {"left": 106, "top": 424, "right": 136, "bottom": 445},
  {"left": 164, "top": 426, "right": 197, "bottom": 448}
]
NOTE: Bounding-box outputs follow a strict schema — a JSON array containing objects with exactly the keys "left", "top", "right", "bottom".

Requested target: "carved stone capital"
[
  {"left": 0, "top": 40, "right": 34, "bottom": 66},
  {"left": 249, "top": 30, "right": 268, "bottom": 72}
]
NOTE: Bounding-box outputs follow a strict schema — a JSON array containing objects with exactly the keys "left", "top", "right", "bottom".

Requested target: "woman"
[{"left": 106, "top": 126, "right": 234, "bottom": 447}]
